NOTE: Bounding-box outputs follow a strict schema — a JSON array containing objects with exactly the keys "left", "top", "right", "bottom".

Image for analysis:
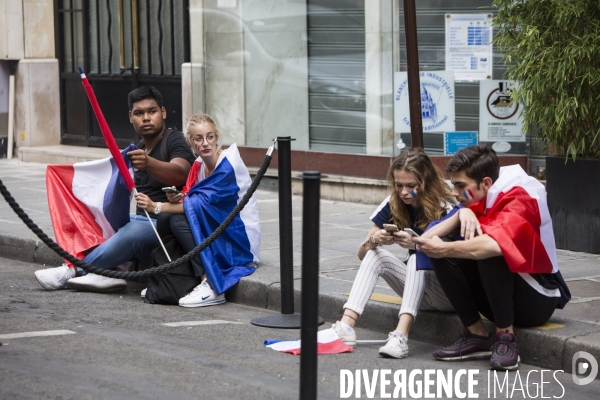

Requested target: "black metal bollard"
[
  {"left": 251, "top": 137, "right": 325, "bottom": 329},
  {"left": 300, "top": 171, "right": 321, "bottom": 400},
  {"left": 278, "top": 137, "right": 295, "bottom": 315}
]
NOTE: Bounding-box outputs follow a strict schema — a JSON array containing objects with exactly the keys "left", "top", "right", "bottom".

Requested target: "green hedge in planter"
[{"left": 493, "top": 0, "right": 600, "bottom": 160}]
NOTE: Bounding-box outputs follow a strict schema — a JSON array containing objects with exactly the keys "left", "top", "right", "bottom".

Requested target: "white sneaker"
[
  {"left": 67, "top": 273, "right": 127, "bottom": 293},
  {"left": 34, "top": 264, "right": 76, "bottom": 290},
  {"left": 179, "top": 279, "right": 225, "bottom": 308},
  {"left": 332, "top": 321, "right": 357, "bottom": 347},
  {"left": 379, "top": 331, "right": 409, "bottom": 359},
  {"left": 141, "top": 288, "right": 147, "bottom": 298}
]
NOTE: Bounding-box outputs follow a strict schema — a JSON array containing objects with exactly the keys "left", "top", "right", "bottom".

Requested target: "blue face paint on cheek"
[
  {"left": 411, "top": 190, "right": 417, "bottom": 198},
  {"left": 463, "top": 190, "right": 470, "bottom": 200}
]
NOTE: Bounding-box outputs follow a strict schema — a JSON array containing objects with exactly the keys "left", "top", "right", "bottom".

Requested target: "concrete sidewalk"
[{"left": 0, "top": 158, "right": 599, "bottom": 375}]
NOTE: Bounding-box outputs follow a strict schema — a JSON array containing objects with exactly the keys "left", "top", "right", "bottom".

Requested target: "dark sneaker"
[
  {"left": 433, "top": 327, "right": 494, "bottom": 361},
  {"left": 490, "top": 331, "right": 520, "bottom": 371}
]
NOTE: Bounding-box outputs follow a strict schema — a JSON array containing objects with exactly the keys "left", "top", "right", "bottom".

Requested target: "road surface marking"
[
  {"left": 535, "top": 322, "right": 565, "bottom": 330},
  {"left": 343, "top": 292, "right": 402, "bottom": 306},
  {"left": 162, "top": 320, "right": 245, "bottom": 327},
  {"left": 0, "top": 330, "right": 76, "bottom": 340},
  {"left": 569, "top": 296, "right": 600, "bottom": 304}
]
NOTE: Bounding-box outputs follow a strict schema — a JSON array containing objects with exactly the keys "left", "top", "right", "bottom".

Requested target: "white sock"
[
  {"left": 393, "top": 330, "right": 408, "bottom": 342},
  {"left": 341, "top": 321, "right": 355, "bottom": 334}
]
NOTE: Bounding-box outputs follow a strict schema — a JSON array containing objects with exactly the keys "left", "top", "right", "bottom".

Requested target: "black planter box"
[{"left": 546, "top": 156, "right": 600, "bottom": 254}]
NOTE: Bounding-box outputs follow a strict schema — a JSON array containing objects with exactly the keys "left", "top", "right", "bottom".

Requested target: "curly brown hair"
[{"left": 387, "top": 148, "right": 455, "bottom": 231}]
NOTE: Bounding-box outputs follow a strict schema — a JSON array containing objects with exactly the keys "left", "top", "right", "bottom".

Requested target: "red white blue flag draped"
[
  {"left": 417, "top": 164, "right": 557, "bottom": 274},
  {"left": 183, "top": 144, "right": 261, "bottom": 295},
  {"left": 46, "top": 145, "right": 136, "bottom": 259},
  {"left": 471, "top": 164, "right": 558, "bottom": 274}
]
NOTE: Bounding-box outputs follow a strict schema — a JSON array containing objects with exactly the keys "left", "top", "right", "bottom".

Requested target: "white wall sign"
[
  {"left": 445, "top": 14, "right": 493, "bottom": 81},
  {"left": 393, "top": 71, "right": 456, "bottom": 134},
  {"left": 479, "top": 80, "right": 525, "bottom": 142}
]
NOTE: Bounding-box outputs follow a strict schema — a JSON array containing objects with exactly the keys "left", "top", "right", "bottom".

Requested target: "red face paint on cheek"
[{"left": 468, "top": 189, "right": 475, "bottom": 199}]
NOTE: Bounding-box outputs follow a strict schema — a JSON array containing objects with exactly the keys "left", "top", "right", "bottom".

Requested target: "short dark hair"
[
  {"left": 445, "top": 144, "right": 500, "bottom": 185},
  {"left": 127, "top": 86, "right": 163, "bottom": 110}
]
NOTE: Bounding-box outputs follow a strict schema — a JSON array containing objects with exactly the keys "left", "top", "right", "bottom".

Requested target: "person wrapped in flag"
[
  {"left": 415, "top": 144, "right": 570, "bottom": 371},
  {"left": 35, "top": 86, "right": 195, "bottom": 293},
  {"left": 135, "top": 114, "right": 260, "bottom": 307}
]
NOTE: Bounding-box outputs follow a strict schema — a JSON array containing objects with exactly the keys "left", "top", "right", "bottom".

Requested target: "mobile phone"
[
  {"left": 383, "top": 224, "right": 399, "bottom": 232},
  {"left": 162, "top": 187, "right": 182, "bottom": 195},
  {"left": 403, "top": 228, "right": 420, "bottom": 237}
]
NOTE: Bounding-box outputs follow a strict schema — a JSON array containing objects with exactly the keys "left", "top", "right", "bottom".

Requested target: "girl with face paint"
[{"left": 331, "top": 148, "right": 457, "bottom": 359}]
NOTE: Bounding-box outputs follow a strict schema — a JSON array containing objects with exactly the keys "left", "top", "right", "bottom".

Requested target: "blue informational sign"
[{"left": 444, "top": 131, "right": 478, "bottom": 155}]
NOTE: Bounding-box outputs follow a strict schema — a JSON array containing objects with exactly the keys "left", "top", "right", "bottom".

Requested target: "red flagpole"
[{"left": 78, "top": 66, "right": 136, "bottom": 191}]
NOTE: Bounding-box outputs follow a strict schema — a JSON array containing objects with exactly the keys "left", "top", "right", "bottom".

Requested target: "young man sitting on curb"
[
  {"left": 415, "top": 144, "right": 570, "bottom": 371},
  {"left": 35, "top": 86, "right": 195, "bottom": 293}
]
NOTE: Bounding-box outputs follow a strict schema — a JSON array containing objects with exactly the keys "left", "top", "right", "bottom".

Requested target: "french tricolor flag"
[
  {"left": 472, "top": 164, "right": 558, "bottom": 274},
  {"left": 184, "top": 143, "right": 261, "bottom": 295},
  {"left": 46, "top": 145, "right": 136, "bottom": 260},
  {"left": 264, "top": 328, "right": 354, "bottom": 355}
]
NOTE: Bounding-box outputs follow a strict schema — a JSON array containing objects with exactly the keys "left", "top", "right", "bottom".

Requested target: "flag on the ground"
[
  {"left": 183, "top": 143, "right": 261, "bottom": 295},
  {"left": 470, "top": 164, "right": 558, "bottom": 274},
  {"left": 264, "top": 328, "right": 354, "bottom": 355},
  {"left": 46, "top": 145, "right": 136, "bottom": 259}
]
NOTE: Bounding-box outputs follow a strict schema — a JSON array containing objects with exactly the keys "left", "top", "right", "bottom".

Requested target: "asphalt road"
[{"left": 1, "top": 257, "right": 598, "bottom": 400}]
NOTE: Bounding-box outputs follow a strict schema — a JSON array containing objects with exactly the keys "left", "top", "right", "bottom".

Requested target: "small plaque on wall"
[{"left": 444, "top": 131, "right": 478, "bottom": 155}]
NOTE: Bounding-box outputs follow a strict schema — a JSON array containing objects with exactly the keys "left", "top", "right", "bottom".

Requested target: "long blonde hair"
[
  {"left": 387, "top": 148, "right": 454, "bottom": 231},
  {"left": 184, "top": 113, "right": 222, "bottom": 155}
]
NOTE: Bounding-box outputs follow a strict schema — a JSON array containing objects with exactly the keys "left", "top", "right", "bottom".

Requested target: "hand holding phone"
[
  {"left": 162, "top": 186, "right": 182, "bottom": 195},
  {"left": 403, "top": 228, "right": 420, "bottom": 237},
  {"left": 383, "top": 224, "right": 399, "bottom": 232}
]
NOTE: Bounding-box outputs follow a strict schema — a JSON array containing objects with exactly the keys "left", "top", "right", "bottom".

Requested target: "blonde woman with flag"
[{"left": 135, "top": 114, "right": 260, "bottom": 307}]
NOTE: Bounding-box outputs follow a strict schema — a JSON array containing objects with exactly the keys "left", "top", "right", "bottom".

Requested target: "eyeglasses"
[{"left": 192, "top": 135, "right": 216, "bottom": 144}]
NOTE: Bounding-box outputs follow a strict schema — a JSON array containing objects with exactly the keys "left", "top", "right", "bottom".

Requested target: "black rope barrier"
[{"left": 0, "top": 149, "right": 273, "bottom": 281}]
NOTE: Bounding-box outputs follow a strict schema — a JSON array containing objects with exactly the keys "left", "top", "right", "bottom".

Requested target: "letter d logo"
[{"left": 572, "top": 351, "right": 598, "bottom": 385}]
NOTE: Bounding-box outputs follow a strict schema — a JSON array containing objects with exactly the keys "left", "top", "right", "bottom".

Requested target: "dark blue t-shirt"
[
  {"left": 371, "top": 195, "right": 451, "bottom": 260},
  {"left": 370, "top": 196, "right": 427, "bottom": 257},
  {"left": 370, "top": 195, "right": 427, "bottom": 235}
]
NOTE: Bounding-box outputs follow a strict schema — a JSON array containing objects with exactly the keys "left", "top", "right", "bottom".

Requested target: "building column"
[
  {"left": 12, "top": 0, "right": 60, "bottom": 153},
  {"left": 365, "top": 0, "right": 398, "bottom": 156},
  {"left": 182, "top": 0, "right": 207, "bottom": 128},
  {"left": 14, "top": 59, "right": 60, "bottom": 149}
]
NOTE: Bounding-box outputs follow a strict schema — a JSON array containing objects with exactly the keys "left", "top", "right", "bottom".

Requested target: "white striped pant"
[{"left": 343, "top": 248, "right": 454, "bottom": 318}]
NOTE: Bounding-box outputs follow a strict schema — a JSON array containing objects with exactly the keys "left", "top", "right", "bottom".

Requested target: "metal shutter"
[{"left": 307, "top": 0, "right": 366, "bottom": 153}]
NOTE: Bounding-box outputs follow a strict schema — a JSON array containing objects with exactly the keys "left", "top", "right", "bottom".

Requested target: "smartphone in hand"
[
  {"left": 162, "top": 187, "right": 182, "bottom": 195},
  {"left": 383, "top": 224, "right": 399, "bottom": 232},
  {"left": 403, "top": 228, "right": 420, "bottom": 237}
]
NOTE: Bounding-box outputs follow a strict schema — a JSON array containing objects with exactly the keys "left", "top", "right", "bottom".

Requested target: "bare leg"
[
  {"left": 341, "top": 309, "right": 359, "bottom": 328},
  {"left": 395, "top": 313, "right": 414, "bottom": 337},
  {"left": 496, "top": 324, "right": 514, "bottom": 334},
  {"left": 466, "top": 319, "right": 489, "bottom": 336}
]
